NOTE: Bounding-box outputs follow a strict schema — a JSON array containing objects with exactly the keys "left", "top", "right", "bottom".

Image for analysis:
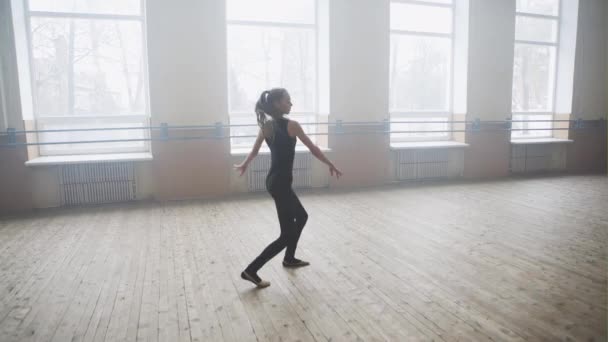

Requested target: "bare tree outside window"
[
  {"left": 389, "top": 0, "right": 454, "bottom": 142},
  {"left": 26, "top": 0, "right": 149, "bottom": 155},
  {"left": 511, "top": 0, "right": 560, "bottom": 139},
  {"left": 226, "top": 0, "right": 317, "bottom": 151}
]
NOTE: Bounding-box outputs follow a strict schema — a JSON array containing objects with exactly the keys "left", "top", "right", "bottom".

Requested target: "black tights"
[{"left": 246, "top": 187, "right": 308, "bottom": 273}]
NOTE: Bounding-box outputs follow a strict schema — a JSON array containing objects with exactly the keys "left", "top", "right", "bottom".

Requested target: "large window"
[
  {"left": 226, "top": 0, "right": 322, "bottom": 151},
  {"left": 23, "top": 0, "right": 149, "bottom": 155},
  {"left": 511, "top": 0, "right": 560, "bottom": 139},
  {"left": 389, "top": 0, "right": 454, "bottom": 142}
]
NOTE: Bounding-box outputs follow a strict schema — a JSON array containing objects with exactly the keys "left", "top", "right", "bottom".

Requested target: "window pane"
[
  {"left": 390, "top": 35, "right": 451, "bottom": 112},
  {"left": 511, "top": 114, "right": 553, "bottom": 138},
  {"left": 227, "top": 25, "right": 316, "bottom": 114},
  {"left": 229, "top": 116, "right": 259, "bottom": 149},
  {"left": 29, "top": 0, "right": 141, "bottom": 16},
  {"left": 31, "top": 17, "right": 145, "bottom": 117},
  {"left": 516, "top": 0, "right": 559, "bottom": 16},
  {"left": 515, "top": 16, "right": 558, "bottom": 43},
  {"left": 390, "top": 117, "right": 450, "bottom": 141},
  {"left": 38, "top": 120, "right": 147, "bottom": 155},
  {"left": 390, "top": 3, "right": 452, "bottom": 33},
  {"left": 227, "top": 0, "right": 315, "bottom": 24},
  {"left": 512, "top": 44, "right": 556, "bottom": 112}
]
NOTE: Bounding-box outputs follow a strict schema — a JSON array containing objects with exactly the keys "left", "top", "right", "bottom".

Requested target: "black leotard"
[{"left": 265, "top": 118, "right": 297, "bottom": 192}]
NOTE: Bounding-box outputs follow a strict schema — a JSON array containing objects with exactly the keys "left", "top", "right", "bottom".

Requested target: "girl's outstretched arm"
[
  {"left": 234, "top": 128, "right": 265, "bottom": 176},
  {"left": 291, "top": 121, "right": 342, "bottom": 179}
]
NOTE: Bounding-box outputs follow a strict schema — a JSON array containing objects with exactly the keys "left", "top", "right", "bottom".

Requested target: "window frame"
[
  {"left": 512, "top": 0, "right": 561, "bottom": 139},
  {"left": 22, "top": 0, "right": 151, "bottom": 156},
  {"left": 389, "top": 0, "right": 455, "bottom": 142},
  {"left": 226, "top": 0, "right": 320, "bottom": 151}
]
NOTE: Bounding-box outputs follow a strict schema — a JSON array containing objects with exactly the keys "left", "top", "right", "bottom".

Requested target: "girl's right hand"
[
  {"left": 234, "top": 163, "right": 248, "bottom": 177},
  {"left": 329, "top": 165, "right": 342, "bottom": 179}
]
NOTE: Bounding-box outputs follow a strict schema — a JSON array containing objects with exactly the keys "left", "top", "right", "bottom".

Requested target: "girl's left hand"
[{"left": 329, "top": 165, "right": 342, "bottom": 179}]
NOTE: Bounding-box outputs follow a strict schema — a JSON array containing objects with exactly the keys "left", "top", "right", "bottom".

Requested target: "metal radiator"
[
  {"left": 60, "top": 162, "right": 136, "bottom": 206},
  {"left": 395, "top": 149, "right": 463, "bottom": 181},
  {"left": 247, "top": 153, "right": 313, "bottom": 192},
  {"left": 510, "top": 144, "right": 566, "bottom": 173}
]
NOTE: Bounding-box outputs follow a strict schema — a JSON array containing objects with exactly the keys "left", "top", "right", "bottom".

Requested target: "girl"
[{"left": 234, "top": 88, "right": 342, "bottom": 288}]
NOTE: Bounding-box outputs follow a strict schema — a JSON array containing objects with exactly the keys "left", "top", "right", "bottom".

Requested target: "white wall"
[
  {"left": 572, "top": 0, "right": 607, "bottom": 120},
  {"left": 0, "top": 0, "right": 7, "bottom": 132},
  {"left": 330, "top": 0, "right": 389, "bottom": 122},
  {"left": 1, "top": 0, "right": 11, "bottom": 132},
  {"left": 146, "top": 0, "right": 228, "bottom": 126},
  {"left": 0, "top": 0, "right": 24, "bottom": 131},
  {"left": 466, "top": 0, "right": 516, "bottom": 121},
  {"left": 0, "top": 55, "right": 7, "bottom": 132}
]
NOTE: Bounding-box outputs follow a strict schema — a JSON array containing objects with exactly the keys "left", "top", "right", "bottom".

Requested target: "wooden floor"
[{"left": 0, "top": 175, "right": 606, "bottom": 342}]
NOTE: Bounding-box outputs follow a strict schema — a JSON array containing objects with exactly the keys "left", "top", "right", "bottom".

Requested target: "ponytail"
[
  {"left": 255, "top": 90, "right": 271, "bottom": 128},
  {"left": 254, "top": 88, "right": 288, "bottom": 141}
]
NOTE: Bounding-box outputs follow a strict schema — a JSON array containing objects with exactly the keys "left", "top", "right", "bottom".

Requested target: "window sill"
[
  {"left": 390, "top": 141, "right": 469, "bottom": 150},
  {"left": 25, "top": 152, "right": 153, "bottom": 166},
  {"left": 510, "top": 138, "right": 573, "bottom": 145},
  {"left": 231, "top": 146, "right": 331, "bottom": 156}
]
